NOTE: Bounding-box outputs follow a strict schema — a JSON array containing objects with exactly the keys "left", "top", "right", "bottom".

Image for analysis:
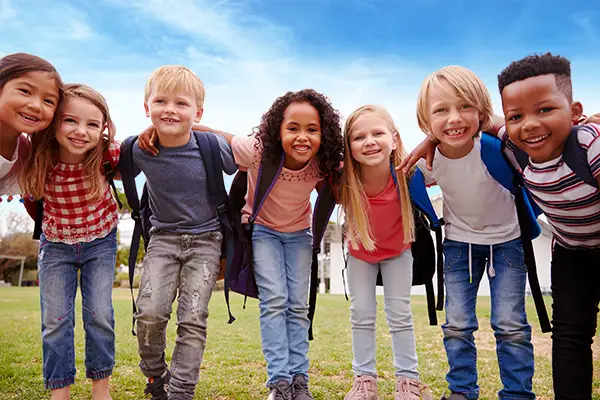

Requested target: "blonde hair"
[
  {"left": 416, "top": 65, "right": 493, "bottom": 137},
  {"left": 144, "top": 65, "right": 205, "bottom": 108},
  {"left": 20, "top": 84, "right": 116, "bottom": 201},
  {"left": 340, "top": 105, "right": 414, "bottom": 251}
]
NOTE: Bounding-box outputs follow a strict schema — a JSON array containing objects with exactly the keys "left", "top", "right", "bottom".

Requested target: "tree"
[{"left": 0, "top": 212, "right": 38, "bottom": 279}]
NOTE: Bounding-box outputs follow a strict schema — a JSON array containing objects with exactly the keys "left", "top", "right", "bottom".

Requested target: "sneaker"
[
  {"left": 267, "top": 379, "right": 292, "bottom": 400},
  {"left": 440, "top": 392, "right": 468, "bottom": 400},
  {"left": 344, "top": 375, "right": 378, "bottom": 400},
  {"left": 144, "top": 370, "right": 171, "bottom": 400},
  {"left": 291, "top": 374, "right": 314, "bottom": 400},
  {"left": 395, "top": 376, "right": 433, "bottom": 400}
]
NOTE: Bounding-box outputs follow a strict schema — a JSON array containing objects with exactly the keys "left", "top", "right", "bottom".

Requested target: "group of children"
[{"left": 0, "top": 50, "right": 597, "bottom": 400}]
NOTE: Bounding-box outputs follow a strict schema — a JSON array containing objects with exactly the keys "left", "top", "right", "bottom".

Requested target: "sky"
[{"left": 1, "top": 0, "right": 600, "bottom": 231}]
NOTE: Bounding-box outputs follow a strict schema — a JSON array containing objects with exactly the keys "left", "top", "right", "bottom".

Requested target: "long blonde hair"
[
  {"left": 20, "top": 84, "right": 116, "bottom": 200},
  {"left": 340, "top": 105, "right": 414, "bottom": 251}
]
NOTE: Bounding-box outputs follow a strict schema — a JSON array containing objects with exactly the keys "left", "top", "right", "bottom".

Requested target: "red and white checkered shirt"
[{"left": 42, "top": 140, "right": 120, "bottom": 244}]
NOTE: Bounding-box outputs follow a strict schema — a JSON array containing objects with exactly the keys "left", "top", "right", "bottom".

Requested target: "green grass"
[{"left": 0, "top": 287, "right": 598, "bottom": 399}]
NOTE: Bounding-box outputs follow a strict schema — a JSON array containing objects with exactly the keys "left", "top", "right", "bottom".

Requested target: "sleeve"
[
  {"left": 416, "top": 159, "right": 436, "bottom": 186},
  {"left": 105, "top": 139, "right": 121, "bottom": 168},
  {"left": 216, "top": 134, "right": 238, "bottom": 175},
  {"left": 230, "top": 135, "right": 256, "bottom": 169},
  {"left": 577, "top": 123, "right": 600, "bottom": 178}
]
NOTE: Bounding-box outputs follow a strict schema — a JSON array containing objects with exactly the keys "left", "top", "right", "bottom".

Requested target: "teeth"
[
  {"left": 20, "top": 113, "right": 39, "bottom": 122},
  {"left": 524, "top": 135, "right": 548, "bottom": 144},
  {"left": 294, "top": 146, "right": 309, "bottom": 151},
  {"left": 446, "top": 129, "right": 465, "bottom": 136}
]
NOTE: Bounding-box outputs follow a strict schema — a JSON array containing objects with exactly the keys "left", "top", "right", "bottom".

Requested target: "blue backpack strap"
[
  {"left": 563, "top": 125, "right": 598, "bottom": 188},
  {"left": 392, "top": 165, "right": 444, "bottom": 324},
  {"left": 118, "top": 135, "right": 142, "bottom": 335},
  {"left": 479, "top": 134, "right": 551, "bottom": 332},
  {"left": 307, "top": 170, "right": 339, "bottom": 340}
]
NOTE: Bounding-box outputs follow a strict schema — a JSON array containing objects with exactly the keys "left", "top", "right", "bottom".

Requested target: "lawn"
[{"left": 0, "top": 287, "right": 598, "bottom": 399}]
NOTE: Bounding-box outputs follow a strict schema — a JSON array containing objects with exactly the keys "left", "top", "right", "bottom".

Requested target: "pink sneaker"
[
  {"left": 344, "top": 375, "right": 378, "bottom": 400},
  {"left": 394, "top": 377, "right": 433, "bottom": 400}
]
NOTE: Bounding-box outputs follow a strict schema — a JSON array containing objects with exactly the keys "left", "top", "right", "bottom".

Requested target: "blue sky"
[{"left": 1, "top": 0, "right": 600, "bottom": 224}]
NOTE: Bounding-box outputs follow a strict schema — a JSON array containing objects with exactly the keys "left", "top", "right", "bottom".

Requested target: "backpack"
[
  {"left": 119, "top": 131, "right": 235, "bottom": 335},
  {"left": 339, "top": 164, "right": 444, "bottom": 326},
  {"left": 225, "top": 155, "right": 336, "bottom": 340},
  {"left": 24, "top": 138, "right": 122, "bottom": 240}
]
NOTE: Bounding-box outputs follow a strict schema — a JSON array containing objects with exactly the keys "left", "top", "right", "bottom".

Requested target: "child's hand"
[
  {"left": 397, "top": 137, "right": 437, "bottom": 173},
  {"left": 138, "top": 126, "right": 159, "bottom": 156},
  {"left": 582, "top": 113, "right": 600, "bottom": 125}
]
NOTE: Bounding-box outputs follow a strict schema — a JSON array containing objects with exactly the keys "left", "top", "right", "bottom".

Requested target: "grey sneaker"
[
  {"left": 268, "top": 379, "right": 293, "bottom": 400},
  {"left": 292, "top": 374, "right": 314, "bottom": 400},
  {"left": 144, "top": 370, "right": 171, "bottom": 400},
  {"left": 344, "top": 375, "right": 378, "bottom": 400}
]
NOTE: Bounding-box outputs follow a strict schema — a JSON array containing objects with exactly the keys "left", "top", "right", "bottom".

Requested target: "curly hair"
[
  {"left": 498, "top": 53, "right": 572, "bottom": 101},
  {"left": 254, "top": 89, "right": 344, "bottom": 185}
]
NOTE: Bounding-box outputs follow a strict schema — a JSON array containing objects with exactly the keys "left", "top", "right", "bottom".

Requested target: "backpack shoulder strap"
[
  {"left": 118, "top": 135, "right": 143, "bottom": 335},
  {"left": 250, "top": 153, "right": 285, "bottom": 223},
  {"left": 101, "top": 138, "right": 122, "bottom": 209},
  {"left": 563, "top": 126, "right": 598, "bottom": 188},
  {"left": 480, "top": 134, "right": 517, "bottom": 193},
  {"left": 193, "top": 131, "right": 232, "bottom": 232}
]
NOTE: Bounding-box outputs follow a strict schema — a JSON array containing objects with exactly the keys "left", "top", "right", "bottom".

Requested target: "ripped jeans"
[{"left": 135, "top": 229, "right": 222, "bottom": 400}]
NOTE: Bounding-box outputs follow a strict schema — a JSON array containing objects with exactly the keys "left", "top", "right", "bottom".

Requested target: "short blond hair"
[
  {"left": 416, "top": 65, "right": 493, "bottom": 136},
  {"left": 144, "top": 65, "right": 205, "bottom": 108}
]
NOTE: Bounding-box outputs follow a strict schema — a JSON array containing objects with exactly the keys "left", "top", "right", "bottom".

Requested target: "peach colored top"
[
  {"left": 231, "top": 135, "right": 322, "bottom": 233},
  {"left": 349, "top": 175, "right": 411, "bottom": 263}
]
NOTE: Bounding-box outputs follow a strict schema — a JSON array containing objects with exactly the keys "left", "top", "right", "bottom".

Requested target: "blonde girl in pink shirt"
[{"left": 340, "top": 105, "right": 432, "bottom": 400}]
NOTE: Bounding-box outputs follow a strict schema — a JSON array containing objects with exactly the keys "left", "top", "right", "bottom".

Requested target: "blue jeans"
[
  {"left": 252, "top": 224, "right": 313, "bottom": 387},
  {"left": 38, "top": 229, "right": 117, "bottom": 390},
  {"left": 442, "top": 238, "right": 534, "bottom": 400}
]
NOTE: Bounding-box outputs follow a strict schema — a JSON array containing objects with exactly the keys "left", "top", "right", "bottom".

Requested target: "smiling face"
[
  {"left": 501, "top": 74, "right": 582, "bottom": 163},
  {"left": 427, "top": 78, "right": 481, "bottom": 158},
  {"left": 144, "top": 88, "right": 202, "bottom": 146},
  {"left": 348, "top": 112, "right": 397, "bottom": 168},
  {"left": 0, "top": 71, "right": 60, "bottom": 136},
  {"left": 279, "top": 101, "right": 322, "bottom": 170},
  {"left": 55, "top": 97, "right": 104, "bottom": 164}
]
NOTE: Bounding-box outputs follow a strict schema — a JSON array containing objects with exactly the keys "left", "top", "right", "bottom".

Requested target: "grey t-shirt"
[{"left": 132, "top": 133, "right": 237, "bottom": 233}]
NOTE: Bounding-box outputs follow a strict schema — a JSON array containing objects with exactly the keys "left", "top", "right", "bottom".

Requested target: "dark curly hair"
[
  {"left": 255, "top": 89, "right": 344, "bottom": 185},
  {"left": 498, "top": 52, "right": 572, "bottom": 101}
]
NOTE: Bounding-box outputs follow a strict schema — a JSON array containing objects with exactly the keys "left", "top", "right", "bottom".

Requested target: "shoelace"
[
  {"left": 353, "top": 378, "right": 375, "bottom": 400},
  {"left": 271, "top": 382, "right": 292, "bottom": 400},
  {"left": 396, "top": 379, "right": 424, "bottom": 400},
  {"left": 144, "top": 375, "right": 168, "bottom": 397},
  {"left": 292, "top": 377, "right": 311, "bottom": 395}
]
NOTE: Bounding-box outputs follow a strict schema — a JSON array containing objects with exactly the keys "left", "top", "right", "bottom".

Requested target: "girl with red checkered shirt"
[
  {"left": 20, "top": 84, "right": 120, "bottom": 400},
  {"left": 0, "top": 53, "right": 63, "bottom": 196}
]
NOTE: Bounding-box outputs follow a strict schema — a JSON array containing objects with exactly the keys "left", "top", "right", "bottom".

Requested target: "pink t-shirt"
[
  {"left": 231, "top": 135, "right": 322, "bottom": 232},
  {"left": 349, "top": 175, "right": 411, "bottom": 263}
]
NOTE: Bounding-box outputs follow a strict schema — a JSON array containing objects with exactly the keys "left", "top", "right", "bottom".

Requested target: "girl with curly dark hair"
[{"left": 144, "top": 88, "right": 343, "bottom": 400}]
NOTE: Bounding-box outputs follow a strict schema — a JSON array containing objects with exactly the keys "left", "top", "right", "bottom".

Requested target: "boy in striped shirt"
[{"left": 498, "top": 53, "right": 600, "bottom": 400}]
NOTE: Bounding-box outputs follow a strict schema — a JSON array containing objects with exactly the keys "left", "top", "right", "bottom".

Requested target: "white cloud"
[{"left": 0, "top": 0, "right": 16, "bottom": 21}]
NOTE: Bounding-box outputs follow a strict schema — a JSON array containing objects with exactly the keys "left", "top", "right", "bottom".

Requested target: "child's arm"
[
  {"left": 192, "top": 124, "right": 235, "bottom": 144},
  {"left": 214, "top": 135, "right": 238, "bottom": 175},
  {"left": 397, "top": 137, "right": 438, "bottom": 172},
  {"left": 582, "top": 113, "right": 600, "bottom": 124}
]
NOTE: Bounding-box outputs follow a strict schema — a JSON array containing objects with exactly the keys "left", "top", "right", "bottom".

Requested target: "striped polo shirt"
[{"left": 499, "top": 123, "right": 600, "bottom": 249}]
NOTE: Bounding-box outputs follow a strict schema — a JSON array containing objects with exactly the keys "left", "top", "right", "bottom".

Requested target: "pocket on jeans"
[
  {"left": 499, "top": 240, "right": 526, "bottom": 271},
  {"left": 443, "top": 239, "right": 463, "bottom": 271}
]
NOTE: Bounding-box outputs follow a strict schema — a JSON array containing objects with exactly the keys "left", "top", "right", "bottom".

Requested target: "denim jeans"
[
  {"left": 38, "top": 229, "right": 117, "bottom": 390},
  {"left": 135, "top": 229, "right": 222, "bottom": 400},
  {"left": 442, "top": 238, "right": 534, "bottom": 400},
  {"left": 252, "top": 224, "right": 313, "bottom": 387},
  {"left": 551, "top": 244, "right": 600, "bottom": 400},
  {"left": 347, "top": 250, "right": 419, "bottom": 379}
]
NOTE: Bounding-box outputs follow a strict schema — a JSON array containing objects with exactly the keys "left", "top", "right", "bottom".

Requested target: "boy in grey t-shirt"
[{"left": 131, "top": 65, "right": 236, "bottom": 400}]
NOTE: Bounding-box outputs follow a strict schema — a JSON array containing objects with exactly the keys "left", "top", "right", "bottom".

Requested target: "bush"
[{"left": 115, "top": 271, "right": 128, "bottom": 283}]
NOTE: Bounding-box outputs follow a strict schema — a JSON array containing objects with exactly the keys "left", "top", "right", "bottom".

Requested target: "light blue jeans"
[
  {"left": 442, "top": 238, "right": 534, "bottom": 400},
  {"left": 38, "top": 229, "right": 117, "bottom": 390},
  {"left": 252, "top": 224, "right": 313, "bottom": 387},
  {"left": 346, "top": 250, "right": 419, "bottom": 379}
]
